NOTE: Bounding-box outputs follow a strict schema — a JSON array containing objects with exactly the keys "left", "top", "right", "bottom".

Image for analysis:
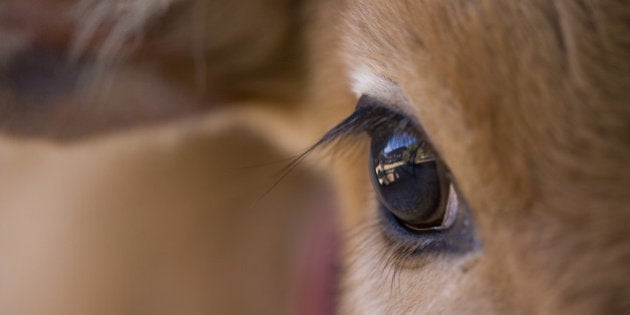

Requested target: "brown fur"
[
  {"left": 0, "top": 0, "right": 628, "bottom": 314},
  {"left": 338, "top": 1, "right": 630, "bottom": 313}
]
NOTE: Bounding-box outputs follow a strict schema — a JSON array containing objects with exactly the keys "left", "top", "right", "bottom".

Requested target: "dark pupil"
[{"left": 369, "top": 126, "right": 443, "bottom": 226}]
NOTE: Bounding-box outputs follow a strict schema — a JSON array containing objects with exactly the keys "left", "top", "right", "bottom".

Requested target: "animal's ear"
[
  {"left": 0, "top": 0, "right": 327, "bottom": 139},
  {"left": 78, "top": 0, "right": 315, "bottom": 101},
  {"left": 2, "top": 0, "right": 314, "bottom": 101}
]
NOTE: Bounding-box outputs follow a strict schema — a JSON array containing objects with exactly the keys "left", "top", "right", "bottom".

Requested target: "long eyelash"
[
  {"left": 314, "top": 94, "right": 423, "bottom": 148},
  {"left": 251, "top": 96, "right": 393, "bottom": 204}
]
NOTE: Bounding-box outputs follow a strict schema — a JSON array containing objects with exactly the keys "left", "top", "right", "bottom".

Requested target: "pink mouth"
[{"left": 289, "top": 197, "right": 340, "bottom": 315}]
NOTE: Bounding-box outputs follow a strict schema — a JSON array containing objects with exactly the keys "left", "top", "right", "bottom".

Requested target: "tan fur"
[
  {"left": 336, "top": 1, "right": 630, "bottom": 313},
  {"left": 0, "top": 0, "right": 628, "bottom": 314}
]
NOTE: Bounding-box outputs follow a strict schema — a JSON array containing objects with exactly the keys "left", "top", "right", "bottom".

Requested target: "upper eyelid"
[
  {"left": 312, "top": 95, "right": 395, "bottom": 149},
  {"left": 311, "top": 95, "right": 433, "bottom": 151}
]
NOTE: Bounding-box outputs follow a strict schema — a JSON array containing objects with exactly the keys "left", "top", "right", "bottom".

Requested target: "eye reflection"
[
  {"left": 369, "top": 120, "right": 449, "bottom": 228},
  {"left": 374, "top": 131, "right": 435, "bottom": 186}
]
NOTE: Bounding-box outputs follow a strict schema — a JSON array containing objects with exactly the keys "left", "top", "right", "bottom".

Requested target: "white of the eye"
[
  {"left": 441, "top": 185, "right": 459, "bottom": 229},
  {"left": 403, "top": 184, "right": 458, "bottom": 232}
]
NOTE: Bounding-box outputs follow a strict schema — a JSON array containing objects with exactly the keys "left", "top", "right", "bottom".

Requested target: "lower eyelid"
[{"left": 378, "top": 191, "right": 480, "bottom": 257}]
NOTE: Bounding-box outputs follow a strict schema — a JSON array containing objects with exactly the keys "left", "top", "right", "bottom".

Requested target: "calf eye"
[
  {"left": 311, "top": 94, "right": 476, "bottom": 252},
  {"left": 312, "top": 94, "right": 463, "bottom": 235},
  {"left": 367, "top": 110, "right": 455, "bottom": 231}
]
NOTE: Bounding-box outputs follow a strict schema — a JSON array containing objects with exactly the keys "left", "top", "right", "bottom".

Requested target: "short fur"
[{"left": 0, "top": 0, "right": 628, "bottom": 314}]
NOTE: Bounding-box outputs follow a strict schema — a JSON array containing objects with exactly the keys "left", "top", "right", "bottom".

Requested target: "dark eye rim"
[{"left": 377, "top": 183, "right": 479, "bottom": 256}]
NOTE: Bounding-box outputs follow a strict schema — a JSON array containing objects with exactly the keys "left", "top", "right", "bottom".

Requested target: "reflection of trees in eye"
[
  {"left": 374, "top": 144, "right": 435, "bottom": 186},
  {"left": 374, "top": 159, "right": 405, "bottom": 186},
  {"left": 373, "top": 128, "right": 437, "bottom": 186}
]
